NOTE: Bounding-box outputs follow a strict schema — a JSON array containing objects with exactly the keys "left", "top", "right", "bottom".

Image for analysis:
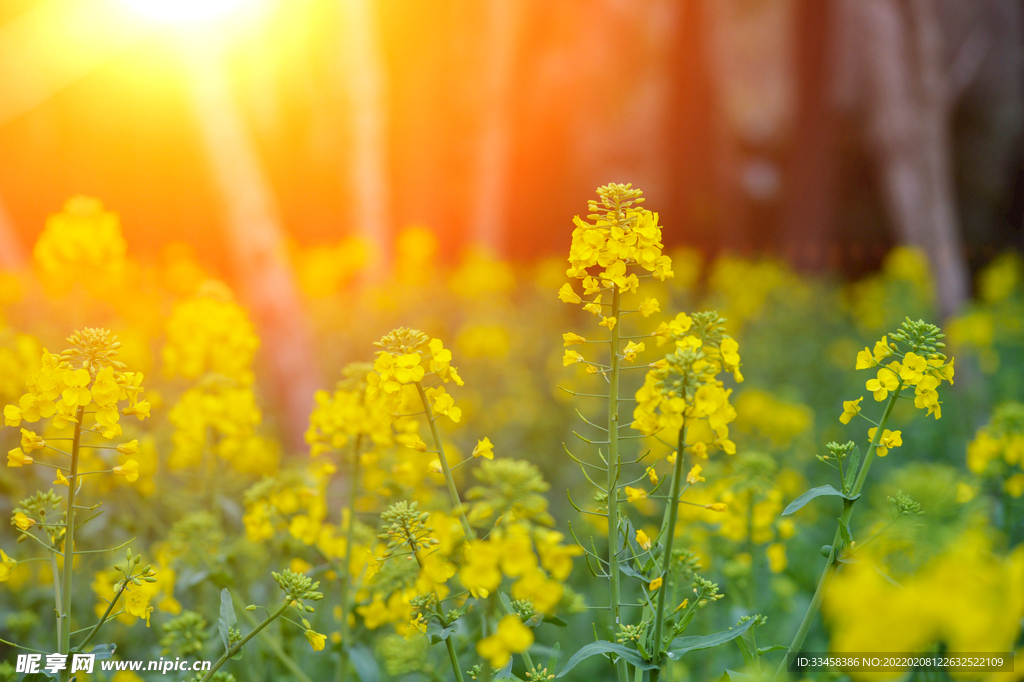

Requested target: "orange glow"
[{"left": 120, "top": 0, "right": 253, "bottom": 24}]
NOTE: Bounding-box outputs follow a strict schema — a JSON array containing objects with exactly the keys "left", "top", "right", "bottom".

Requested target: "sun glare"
[{"left": 121, "top": 0, "right": 251, "bottom": 24}]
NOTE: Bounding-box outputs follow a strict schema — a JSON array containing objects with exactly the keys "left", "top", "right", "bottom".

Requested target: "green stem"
[
  {"left": 200, "top": 600, "right": 291, "bottom": 682},
  {"left": 445, "top": 639, "right": 466, "bottom": 682},
  {"left": 336, "top": 435, "right": 363, "bottom": 682},
  {"left": 415, "top": 382, "right": 475, "bottom": 541},
  {"left": 772, "top": 388, "right": 900, "bottom": 680},
  {"left": 50, "top": 554, "right": 62, "bottom": 649},
  {"left": 76, "top": 579, "right": 127, "bottom": 651},
  {"left": 411, "top": 548, "right": 466, "bottom": 682},
  {"left": 58, "top": 405, "right": 84, "bottom": 682},
  {"left": 231, "top": 590, "right": 316, "bottom": 682},
  {"left": 606, "top": 287, "right": 628, "bottom": 682},
  {"left": 649, "top": 426, "right": 687, "bottom": 681}
]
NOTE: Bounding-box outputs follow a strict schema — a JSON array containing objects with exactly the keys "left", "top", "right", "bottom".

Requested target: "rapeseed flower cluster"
[
  {"left": 824, "top": 530, "right": 1024, "bottom": 680},
  {"left": 33, "top": 196, "right": 129, "bottom": 295},
  {"left": 632, "top": 311, "right": 741, "bottom": 457},
  {"left": 5, "top": 328, "right": 149, "bottom": 455},
  {"left": 848, "top": 319, "right": 955, "bottom": 430},
  {"left": 163, "top": 285, "right": 273, "bottom": 476},
  {"left": 967, "top": 402, "right": 1024, "bottom": 497}
]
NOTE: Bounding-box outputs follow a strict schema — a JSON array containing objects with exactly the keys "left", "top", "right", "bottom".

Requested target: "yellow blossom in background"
[
  {"left": 636, "top": 529, "right": 652, "bottom": 551},
  {"left": 162, "top": 282, "right": 260, "bottom": 384},
  {"left": 766, "top": 543, "right": 787, "bottom": 573},
  {"left": 624, "top": 487, "right": 647, "bottom": 503},
  {"left": 966, "top": 403, "right": 1024, "bottom": 496},
  {"left": 476, "top": 615, "right": 534, "bottom": 668},
  {"left": 824, "top": 531, "right": 1024, "bottom": 679},
  {"left": 0, "top": 550, "right": 15, "bottom": 581},
  {"left": 734, "top": 390, "right": 812, "bottom": 447},
  {"left": 33, "top": 196, "right": 129, "bottom": 295}
]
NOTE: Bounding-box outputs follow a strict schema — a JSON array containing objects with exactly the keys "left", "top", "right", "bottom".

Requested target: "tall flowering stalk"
[
  {"left": 773, "top": 319, "right": 954, "bottom": 679},
  {"left": 369, "top": 329, "right": 471, "bottom": 538},
  {"left": 305, "top": 362, "right": 392, "bottom": 682},
  {"left": 366, "top": 329, "right": 579, "bottom": 680},
  {"left": 368, "top": 329, "right": 476, "bottom": 682},
  {"left": 4, "top": 329, "right": 153, "bottom": 681},
  {"left": 558, "top": 184, "right": 673, "bottom": 681},
  {"left": 631, "top": 312, "right": 741, "bottom": 679}
]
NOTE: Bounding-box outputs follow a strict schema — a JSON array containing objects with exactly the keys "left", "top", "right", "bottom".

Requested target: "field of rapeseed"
[{"left": 0, "top": 185, "right": 1022, "bottom": 682}]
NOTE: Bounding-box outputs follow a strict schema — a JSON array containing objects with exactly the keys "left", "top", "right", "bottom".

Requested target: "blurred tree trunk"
[
  {"left": 702, "top": 0, "right": 795, "bottom": 253},
  {"left": 850, "top": 0, "right": 970, "bottom": 316},
  {"left": 0, "top": 198, "right": 24, "bottom": 269},
  {"left": 338, "top": 0, "right": 391, "bottom": 270},
  {"left": 780, "top": 0, "right": 840, "bottom": 270},
  {"left": 469, "top": 0, "right": 523, "bottom": 255},
  {"left": 188, "top": 44, "right": 318, "bottom": 450}
]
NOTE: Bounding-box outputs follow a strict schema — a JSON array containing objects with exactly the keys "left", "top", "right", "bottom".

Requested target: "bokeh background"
[
  {"left": 1, "top": 1, "right": 1024, "bottom": 680},
  {"left": 1, "top": 0, "right": 1022, "bottom": 280}
]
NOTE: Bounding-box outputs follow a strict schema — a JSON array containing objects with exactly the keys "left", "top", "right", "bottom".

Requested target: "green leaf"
[
  {"left": 618, "top": 562, "right": 646, "bottom": 580},
  {"left": 556, "top": 641, "right": 657, "bottom": 677},
  {"left": 542, "top": 614, "right": 568, "bottom": 627},
  {"left": 218, "top": 589, "right": 237, "bottom": 654},
  {"left": 756, "top": 645, "right": 789, "bottom": 655},
  {"left": 733, "top": 633, "right": 755, "bottom": 667},
  {"left": 844, "top": 446, "right": 861, "bottom": 490},
  {"left": 426, "top": 621, "right": 459, "bottom": 644},
  {"left": 782, "top": 486, "right": 859, "bottom": 516},
  {"left": 90, "top": 643, "right": 117, "bottom": 661},
  {"left": 723, "top": 669, "right": 754, "bottom": 682},
  {"left": 666, "top": 618, "right": 755, "bottom": 660},
  {"left": 548, "top": 641, "right": 561, "bottom": 671},
  {"left": 346, "top": 645, "right": 380, "bottom": 682},
  {"left": 838, "top": 518, "right": 852, "bottom": 546}
]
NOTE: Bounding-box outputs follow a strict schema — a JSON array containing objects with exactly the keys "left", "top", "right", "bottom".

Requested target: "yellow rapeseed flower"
[
  {"left": 840, "top": 397, "right": 863, "bottom": 424},
  {"left": 476, "top": 615, "right": 534, "bottom": 669},
  {"left": 305, "top": 629, "right": 327, "bottom": 651},
  {"left": 7, "top": 448, "right": 32, "bottom": 467},
  {"left": 562, "top": 332, "right": 586, "bottom": 347},
  {"left": 13, "top": 512, "right": 35, "bottom": 531},
  {"left": 868, "top": 428, "right": 903, "bottom": 457},
  {"left": 113, "top": 459, "right": 140, "bottom": 482},
  {"left": 865, "top": 366, "right": 899, "bottom": 401},
  {"left": 624, "top": 486, "right": 647, "bottom": 503},
  {"left": 472, "top": 438, "right": 495, "bottom": 459},
  {"left": 0, "top": 550, "right": 15, "bottom": 581}
]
